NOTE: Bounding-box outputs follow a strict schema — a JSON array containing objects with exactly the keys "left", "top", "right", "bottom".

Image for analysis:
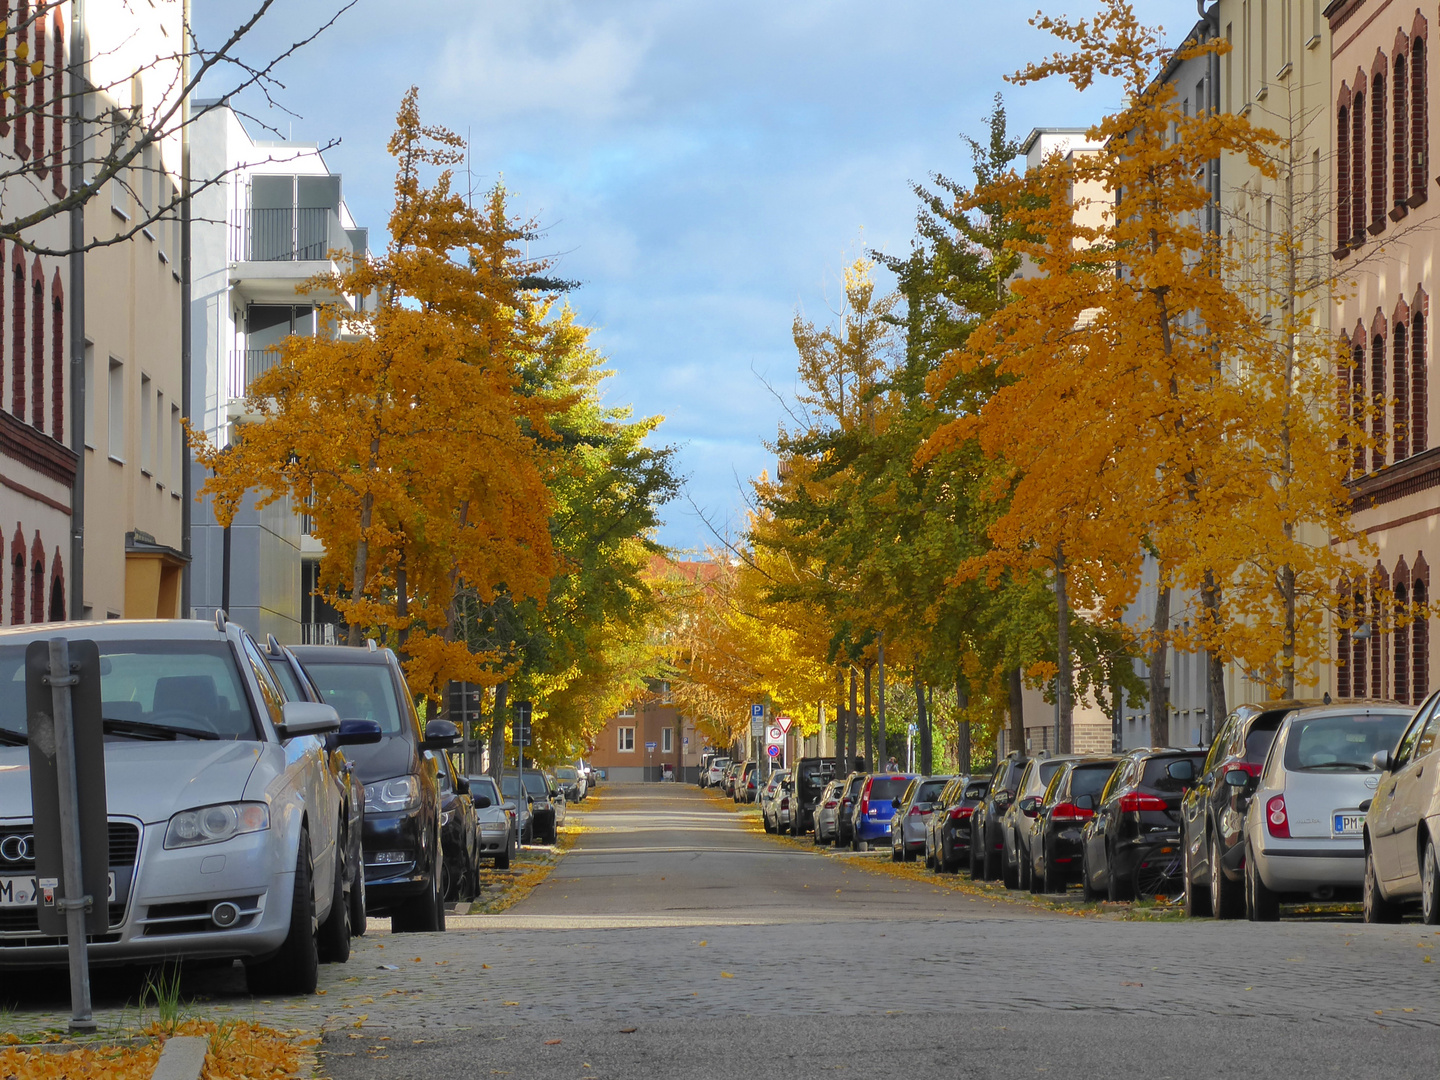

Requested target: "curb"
[{"left": 150, "top": 1035, "right": 207, "bottom": 1080}]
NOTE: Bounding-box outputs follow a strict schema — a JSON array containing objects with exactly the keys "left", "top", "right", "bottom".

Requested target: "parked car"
[
  {"left": 787, "top": 756, "right": 837, "bottom": 837},
  {"left": 703, "top": 756, "right": 732, "bottom": 789},
  {"left": 262, "top": 635, "right": 373, "bottom": 936},
  {"left": 498, "top": 773, "right": 536, "bottom": 844},
  {"left": 293, "top": 642, "right": 458, "bottom": 934},
  {"left": 927, "top": 777, "right": 989, "bottom": 873},
  {"left": 1028, "top": 757, "right": 1120, "bottom": 893},
  {"left": 720, "top": 762, "right": 741, "bottom": 796},
  {"left": 0, "top": 619, "right": 367, "bottom": 992},
  {"left": 1364, "top": 691, "right": 1440, "bottom": 922},
  {"left": 814, "top": 779, "right": 846, "bottom": 845},
  {"left": 851, "top": 774, "right": 915, "bottom": 852},
  {"left": 835, "top": 772, "right": 868, "bottom": 848},
  {"left": 890, "top": 776, "right": 951, "bottom": 861},
  {"left": 736, "top": 761, "right": 759, "bottom": 803},
  {"left": 1236, "top": 702, "right": 1412, "bottom": 920},
  {"left": 760, "top": 770, "right": 790, "bottom": 832},
  {"left": 466, "top": 773, "right": 518, "bottom": 869},
  {"left": 970, "top": 752, "right": 1030, "bottom": 880},
  {"left": 506, "top": 769, "right": 565, "bottom": 843},
  {"left": 1003, "top": 755, "right": 1071, "bottom": 889},
  {"left": 1181, "top": 700, "right": 1312, "bottom": 918},
  {"left": 1079, "top": 747, "right": 1206, "bottom": 902},
  {"left": 428, "top": 749, "right": 479, "bottom": 902},
  {"left": 553, "top": 765, "right": 587, "bottom": 802}
]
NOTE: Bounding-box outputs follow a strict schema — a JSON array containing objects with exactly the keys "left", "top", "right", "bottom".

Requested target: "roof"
[
  {"left": 0, "top": 618, "right": 227, "bottom": 643},
  {"left": 290, "top": 643, "right": 396, "bottom": 665}
]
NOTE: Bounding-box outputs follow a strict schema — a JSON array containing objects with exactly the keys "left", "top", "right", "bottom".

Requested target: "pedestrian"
[
  {"left": 854, "top": 754, "right": 867, "bottom": 773},
  {"left": 886, "top": 756, "right": 899, "bottom": 773}
]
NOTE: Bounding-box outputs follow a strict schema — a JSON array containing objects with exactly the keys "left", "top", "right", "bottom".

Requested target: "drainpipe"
[
  {"left": 67, "top": 0, "right": 87, "bottom": 618},
  {"left": 179, "top": 0, "right": 193, "bottom": 616}
]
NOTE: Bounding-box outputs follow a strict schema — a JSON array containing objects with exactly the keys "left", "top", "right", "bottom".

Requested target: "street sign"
[
  {"left": 766, "top": 725, "right": 783, "bottom": 744},
  {"left": 751, "top": 704, "right": 764, "bottom": 719},
  {"left": 513, "top": 700, "right": 532, "bottom": 748},
  {"left": 776, "top": 715, "right": 793, "bottom": 734},
  {"left": 750, "top": 718, "right": 764, "bottom": 737},
  {"left": 766, "top": 744, "right": 781, "bottom": 757},
  {"left": 645, "top": 741, "right": 657, "bottom": 751}
]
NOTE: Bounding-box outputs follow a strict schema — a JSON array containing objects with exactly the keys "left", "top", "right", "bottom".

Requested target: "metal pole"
[
  {"left": 877, "top": 633, "right": 887, "bottom": 769},
  {"left": 68, "top": 0, "right": 88, "bottom": 620},
  {"left": 47, "top": 638, "right": 95, "bottom": 1033}
]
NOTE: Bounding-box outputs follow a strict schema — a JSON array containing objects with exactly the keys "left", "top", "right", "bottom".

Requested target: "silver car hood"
[{"left": 0, "top": 741, "right": 263, "bottom": 825}]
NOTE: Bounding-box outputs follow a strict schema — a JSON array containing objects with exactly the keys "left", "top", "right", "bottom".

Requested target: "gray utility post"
[
  {"left": 26, "top": 638, "right": 108, "bottom": 1033},
  {"left": 876, "top": 633, "right": 887, "bottom": 769}
]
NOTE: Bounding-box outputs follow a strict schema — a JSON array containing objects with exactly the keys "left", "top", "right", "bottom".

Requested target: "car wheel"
[
  {"left": 1364, "top": 846, "right": 1403, "bottom": 924},
  {"left": 348, "top": 863, "right": 368, "bottom": 939},
  {"left": 495, "top": 836, "right": 511, "bottom": 871},
  {"left": 891, "top": 839, "right": 902, "bottom": 861},
  {"left": 1019, "top": 847, "right": 1032, "bottom": 892},
  {"left": 1002, "top": 842, "right": 1020, "bottom": 890},
  {"left": 1029, "top": 851, "right": 1043, "bottom": 895},
  {"left": 1043, "top": 857, "right": 1064, "bottom": 895},
  {"left": 317, "top": 853, "right": 351, "bottom": 965},
  {"left": 246, "top": 829, "right": 319, "bottom": 995},
  {"left": 1081, "top": 851, "right": 1100, "bottom": 901},
  {"left": 1106, "top": 846, "right": 1133, "bottom": 902},
  {"left": 854, "top": 838, "right": 868, "bottom": 852},
  {"left": 984, "top": 843, "right": 1001, "bottom": 882},
  {"left": 393, "top": 856, "right": 444, "bottom": 934},
  {"left": 1424, "top": 837, "right": 1440, "bottom": 926},
  {"left": 1210, "top": 832, "right": 1243, "bottom": 919},
  {"left": 970, "top": 835, "right": 985, "bottom": 880},
  {"left": 1182, "top": 836, "right": 1211, "bottom": 918},
  {"left": 1244, "top": 842, "right": 1279, "bottom": 922}
]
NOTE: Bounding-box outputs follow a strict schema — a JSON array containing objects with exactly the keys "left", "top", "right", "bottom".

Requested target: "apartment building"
[
  {"left": 1326, "top": 1, "right": 1435, "bottom": 706},
  {"left": 187, "top": 105, "right": 369, "bottom": 642},
  {"left": 588, "top": 682, "right": 707, "bottom": 782}
]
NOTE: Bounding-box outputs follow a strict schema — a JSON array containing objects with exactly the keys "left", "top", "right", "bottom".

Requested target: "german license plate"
[
  {"left": 1333, "top": 812, "right": 1365, "bottom": 835},
  {"left": 0, "top": 874, "right": 116, "bottom": 908}
]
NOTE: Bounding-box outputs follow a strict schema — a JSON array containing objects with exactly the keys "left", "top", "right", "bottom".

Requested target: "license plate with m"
[{"left": 1333, "top": 812, "right": 1365, "bottom": 835}]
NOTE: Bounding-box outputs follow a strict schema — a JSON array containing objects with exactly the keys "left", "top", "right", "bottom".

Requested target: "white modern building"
[{"left": 187, "top": 104, "right": 368, "bottom": 641}]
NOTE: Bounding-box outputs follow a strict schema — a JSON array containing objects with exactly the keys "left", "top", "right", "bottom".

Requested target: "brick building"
[{"left": 587, "top": 681, "right": 710, "bottom": 782}]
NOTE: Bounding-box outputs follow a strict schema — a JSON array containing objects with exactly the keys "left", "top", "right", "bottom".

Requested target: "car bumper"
[
  {"left": 856, "top": 817, "right": 891, "bottom": 842},
  {"left": 1252, "top": 836, "right": 1366, "bottom": 891},
  {"left": 362, "top": 808, "right": 432, "bottom": 907},
  {"left": 478, "top": 828, "right": 510, "bottom": 854}
]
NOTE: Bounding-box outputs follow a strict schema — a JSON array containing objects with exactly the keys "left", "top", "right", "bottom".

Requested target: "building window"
[
  {"left": 1395, "top": 321, "right": 1410, "bottom": 459},
  {"left": 1415, "top": 578, "right": 1430, "bottom": 702},
  {"left": 662, "top": 728, "right": 673, "bottom": 753},
  {"left": 1351, "top": 91, "right": 1366, "bottom": 244},
  {"left": 9, "top": 551, "right": 22, "bottom": 626},
  {"left": 618, "top": 727, "right": 635, "bottom": 752},
  {"left": 107, "top": 358, "right": 124, "bottom": 460},
  {"left": 1412, "top": 38, "right": 1428, "bottom": 202},
  {"left": 50, "top": 282, "right": 62, "bottom": 440},
  {"left": 1370, "top": 578, "right": 1385, "bottom": 698},
  {"left": 29, "top": 548, "right": 44, "bottom": 626},
  {"left": 140, "top": 373, "right": 152, "bottom": 475},
  {"left": 171, "top": 403, "right": 182, "bottom": 492},
  {"left": 1337, "top": 102, "right": 1351, "bottom": 247},
  {"left": 1414, "top": 309, "right": 1428, "bottom": 453},
  {"left": 1352, "top": 584, "right": 1369, "bottom": 697},
  {"left": 1371, "top": 69, "right": 1386, "bottom": 230},
  {"left": 1395, "top": 582, "right": 1410, "bottom": 704},
  {"left": 11, "top": 258, "right": 24, "bottom": 419},
  {"left": 1337, "top": 584, "right": 1352, "bottom": 699},
  {"left": 1395, "top": 53, "right": 1409, "bottom": 209},
  {"left": 618, "top": 705, "right": 635, "bottom": 718},
  {"left": 1352, "top": 340, "right": 1366, "bottom": 476},
  {"left": 29, "top": 272, "right": 42, "bottom": 432},
  {"left": 1372, "top": 332, "right": 1387, "bottom": 471},
  {"left": 50, "top": 9, "right": 63, "bottom": 197},
  {"left": 14, "top": 0, "right": 29, "bottom": 159}
]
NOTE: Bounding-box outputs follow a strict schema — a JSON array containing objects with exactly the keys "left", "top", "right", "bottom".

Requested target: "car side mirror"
[
  {"left": 454, "top": 775, "right": 470, "bottom": 796},
  {"left": 1075, "top": 794, "right": 1096, "bottom": 811},
  {"left": 1166, "top": 760, "right": 1195, "bottom": 783},
  {"left": 1223, "top": 769, "right": 1251, "bottom": 788},
  {"left": 421, "top": 718, "right": 459, "bottom": 750},
  {"left": 1019, "top": 795, "right": 1041, "bottom": 818},
  {"left": 275, "top": 701, "right": 341, "bottom": 740},
  {"left": 335, "top": 718, "right": 382, "bottom": 746},
  {"left": 1371, "top": 750, "right": 1394, "bottom": 773},
  {"left": 501, "top": 800, "right": 516, "bottom": 812},
  {"left": 474, "top": 794, "right": 492, "bottom": 809}
]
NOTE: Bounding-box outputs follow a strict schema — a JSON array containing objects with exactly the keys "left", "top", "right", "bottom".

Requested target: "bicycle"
[{"left": 1132, "top": 840, "right": 1186, "bottom": 902}]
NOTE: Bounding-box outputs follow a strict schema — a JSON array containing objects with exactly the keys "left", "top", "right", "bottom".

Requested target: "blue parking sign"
[{"left": 751, "top": 704, "right": 764, "bottom": 719}]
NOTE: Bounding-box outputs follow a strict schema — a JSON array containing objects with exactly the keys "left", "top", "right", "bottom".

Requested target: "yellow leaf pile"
[{"left": 0, "top": 1019, "right": 312, "bottom": 1080}]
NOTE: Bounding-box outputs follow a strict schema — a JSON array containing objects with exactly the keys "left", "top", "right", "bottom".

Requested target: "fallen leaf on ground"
[
  {"left": 720, "top": 972, "right": 734, "bottom": 978},
  {"left": 619, "top": 1028, "right": 637, "bottom": 1034},
  {"left": 545, "top": 1039, "right": 562, "bottom": 1045}
]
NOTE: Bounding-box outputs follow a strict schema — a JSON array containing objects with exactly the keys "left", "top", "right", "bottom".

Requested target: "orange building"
[{"left": 587, "top": 680, "right": 711, "bottom": 782}]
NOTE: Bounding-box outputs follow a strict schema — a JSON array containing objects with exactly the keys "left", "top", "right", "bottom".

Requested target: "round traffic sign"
[
  {"left": 766, "top": 744, "right": 781, "bottom": 757},
  {"left": 767, "top": 725, "right": 783, "bottom": 742}
]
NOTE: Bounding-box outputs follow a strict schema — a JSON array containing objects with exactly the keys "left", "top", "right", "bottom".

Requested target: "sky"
[{"left": 195, "top": 0, "right": 1183, "bottom": 552}]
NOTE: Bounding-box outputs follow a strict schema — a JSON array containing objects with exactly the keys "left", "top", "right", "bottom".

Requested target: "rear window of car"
[
  {"left": 916, "top": 779, "right": 947, "bottom": 801},
  {"left": 304, "top": 662, "right": 407, "bottom": 735},
  {"left": 798, "top": 761, "right": 834, "bottom": 788},
  {"left": 1283, "top": 712, "right": 1411, "bottom": 772},
  {"left": 964, "top": 781, "right": 989, "bottom": 800},
  {"left": 868, "top": 778, "right": 910, "bottom": 801},
  {"left": 522, "top": 772, "right": 550, "bottom": 795},
  {"left": 555, "top": 767, "right": 577, "bottom": 779},
  {"left": 845, "top": 776, "right": 866, "bottom": 797},
  {"left": 1037, "top": 760, "right": 1063, "bottom": 785},
  {"left": 1243, "top": 709, "right": 1291, "bottom": 763},
  {"left": 1071, "top": 763, "right": 1117, "bottom": 798},
  {"left": 1142, "top": 753, "right": 1205, "bottom": 791},
  {"left": 470, "top": 777, "right": 501, "bottom": 804}
]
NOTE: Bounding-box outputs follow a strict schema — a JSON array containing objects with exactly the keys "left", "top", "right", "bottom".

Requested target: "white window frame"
[
  {"left": 107, "top": 358, "right": 124, "bottom": 461},
  {"left": 618, "top": 727, "right": 635, "bottom": 752},
  {"left": 139, "top": 373, "right": 153, "bottom": 475},
  {"left": 662, "top": 727, "right": 673, "bottom": 753},
  {"left": 618, "top": 705, "right": 635, "bottom": 718}
]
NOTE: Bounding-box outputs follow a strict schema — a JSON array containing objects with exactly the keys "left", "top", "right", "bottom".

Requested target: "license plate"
[
  {"left": 1333, "top": 813, "right": 1365, "bottom": 835},
  {"left": 0, "top": 874, "right": 116, "bottom": 908}
]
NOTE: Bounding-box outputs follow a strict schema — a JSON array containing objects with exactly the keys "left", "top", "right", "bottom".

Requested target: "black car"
[
  {"left": 1079, "top": 747, "right": 1205, "bottom": 902},
  {"left": 429, "top": 749, "right": 480, "bottom": 902},
  {"left": 788, "top": 756, "right": 837, "bottom": 837},
  {"left": 1028, "top": 756, "right": 1120, "bottom": 893},
  {"left": 503, "top": 770, "right": 563, "bottom": 843},
  {"left": 1180, "top": 700, "right": 1313, "bottom": 918},
  {"left": 262, "top": 637, "right": 378, "bottom": 936},
  {"left": 970, "top": 752, "right": 1030, "bottom": 880},
  {"left": 834, "top": 771, "right": 868, "bottom": 847},
  {"left": 928, "top": 777, "right": 990, "bottom": 873},
  {"left": 293, "top": 643, "right": 458, "bottom": 933},
  {"left": 1003, "top": 754, "right": 1071, "bottom": 889}
]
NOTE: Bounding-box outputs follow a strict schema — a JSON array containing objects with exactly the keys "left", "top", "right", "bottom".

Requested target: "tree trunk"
[
  {"left": 395, "top": 555, "right": 409, "bottom": 656},
  {"left": 1199, "top": 569, "right": 1228, "bottom": 741},
  {"left": 877, "top": 634, "right": 888, "bottom": 770},
  {"left": 1148, "top": 583, "right": 1172, "bottom": 747},
  {"left": 489, "top": 680, "right": 508, "bottom": 779},
  {"left": 1055, "top": 547, "right": 1074, "bottom": 753},
  {"left": 955, "top": 671, "right": 971, "bottom": 774},
  {"left": 849, "top": 666, "right": 860, "bottom": 771},
  {"left": 345, "top": 485, "right": 375, "bottom": 646},
  {"left": 1007, "top": 666, "right": 1024, "bottom": 757},
  {"left": 863, "top": 663, "right": 874, "bottom": 770},
  {"left": 914, "top": 670, "right": 932, "bottom": 775},
  {"left": 834, "top": 667, "right": 846, "bottom": 771}
]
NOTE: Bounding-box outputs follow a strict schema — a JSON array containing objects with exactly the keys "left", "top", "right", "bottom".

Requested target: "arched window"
[
  {"left": 47, "top": 554, "right": 63, "bottom": 622},
  {"left": 28, "top": 553, "right": 43, "bottom": 625},
  {"left": 51, "top": 10, "right": 63, "bottom": 196},
  {"left": 14, "top": 0, "right": 29, "bottom": 159},
  {"left": 1372, "top": 69, "right": 1387, "bottom": 228},
  {"left": 11, "top": 258, "right": 25, "bottom": 422},
  {"left": 1352, "top": 91, "right": 1367, "bottom": 243},
  {"left": 1412, "top": 38, "right": 1428, "bottom": 201},
  {"left": 30, "top": 272, "right": 43, "bottom": 433},
  {"left": 1395, "top": 54, "right": 1409, "bottom": 208},
  {"left": 1396, "top": 582, "right": 1411, "bottom": 703},
  {"left": 1337, "top": 583, "right": 1353, "bottom": 699},
  {"left": 1373, "top": 333, "right": 1387, "bottom": 471},
  {"left": 31, "top": 9, "right": 44, "bottom": 181},
  {"left": 9, "top": 553, "right": 21, "bottom": 626},
  {"left": 1338, "top": 103, "right": 1352, "bottom": 248},
  {"left": 1353, "top": 585, "right": 1369, "bottom": 695},
  {"left": 1370, "top": 580, "right": 1385, "bottom": 698},
  {"left": 50, "top": 282, "right": 62, "bottom": 440},
  {"left": 1395, "top": 321, "right": 1410, "bottom": 459},
  {"left": 1414, "top": 577, "right": 1430, "bottom": 701},
  {"left": 1353, "top": 340, "right": 1367, "bottom": 475},
  {"left": 1414, "top": 310, "right": 1428, "bottom": 453}
]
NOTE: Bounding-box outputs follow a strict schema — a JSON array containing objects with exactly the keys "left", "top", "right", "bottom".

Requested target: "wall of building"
[{"left": 589, "top": 696, "right": 705, "bottom": 782}]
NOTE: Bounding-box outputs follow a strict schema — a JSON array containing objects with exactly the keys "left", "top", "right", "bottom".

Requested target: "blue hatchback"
[{"left": 851, "top": 774, "right": 916, "bottom": 851}]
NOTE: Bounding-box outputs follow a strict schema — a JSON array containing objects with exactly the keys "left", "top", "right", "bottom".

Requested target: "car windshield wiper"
[
  {"left": 0, "top": 728, "right": 27, "bottom": 746},
  {"left": 1300, "top": 761, "right": 1372, "bottom": 771},
  {"left": 103, "top": 717, "right": 221, "bottom": 741}
]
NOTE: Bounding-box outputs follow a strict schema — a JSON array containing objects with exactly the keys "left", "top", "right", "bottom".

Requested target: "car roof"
[
  {"left": 0, "top": 618, "right": 231, "bottom": 643},
  {"left": 290, "top": 643, "right": 397, "bottom": 665}
]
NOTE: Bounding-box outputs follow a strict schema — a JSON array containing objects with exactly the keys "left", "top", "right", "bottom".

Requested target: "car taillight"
[
  {"left": 1266, "top": 794, "right": 1290, "bottom": 838},
  {"left": 860, "top": 798, "right": 870, "bottom": 816},
  {"left": 1050, "top": 802, "right": 1093, "bottom": 821},
  {"left": 1118, "top": 791, "right": 1169, "bottom": 813},
  {"left": 949, "top": 806, "right": 974, "bottom": 821},
  {"left": 780, "top": 797, "right": 789, "bottom": 809},
  {"left": 824, "top": 799, "right": 838, "bottom": 808},
  {"left": 908, "top": 805, "right": 926, "bottom": 816}
]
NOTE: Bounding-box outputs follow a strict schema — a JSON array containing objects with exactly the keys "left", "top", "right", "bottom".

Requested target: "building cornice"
[
  {"left": 0, "top": 410, "right": 77, "bottom": 488},
  {"left": 1325, "top": 0, "right": 1366, "bottom": 34},
  {"left": 1349, "top": 445, "right": 1440, "bottom": 511}
]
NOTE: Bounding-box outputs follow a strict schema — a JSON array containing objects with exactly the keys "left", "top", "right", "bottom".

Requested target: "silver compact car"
[
  {"left": 1239, "top": 702, "right": 1412, "bottom": 920},
  {"left": 0, "top": 618, "right": 364, "bottom": 993},
  {"left": 1363, "top": 692, "right": 1440, "bottom": 923}
]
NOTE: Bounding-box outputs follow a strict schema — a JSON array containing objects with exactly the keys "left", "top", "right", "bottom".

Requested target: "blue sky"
[{"left": 197, "top": 0, "right": 1181, "bottom": 552}]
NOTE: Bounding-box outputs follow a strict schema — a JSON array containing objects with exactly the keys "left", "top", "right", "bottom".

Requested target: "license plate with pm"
[{"left": 1333, "top": 813, "right": 1365, "bottom": 835}]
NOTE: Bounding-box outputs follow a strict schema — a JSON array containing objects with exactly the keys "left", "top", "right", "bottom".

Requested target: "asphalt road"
[{"left": 318, "top": 783, "right": 1440, "bottom": 1080}]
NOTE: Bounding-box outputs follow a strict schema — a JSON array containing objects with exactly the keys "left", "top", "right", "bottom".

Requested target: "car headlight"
[
  {"left": 440, "top": 810, "right": 453, "bottom": 826},
  {"left": 164, "top": 802, "right": 269, "bottom": 849},
  {"left": 365, "top": 775, "right": 422, "bottom": 813}
]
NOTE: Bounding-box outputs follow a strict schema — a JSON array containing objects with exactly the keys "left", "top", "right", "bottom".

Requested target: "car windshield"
[
  {"left": 303, "top": 662, "right": 406, "bottom": 735},
  {"left": 1071, "top": 763, "right": 1117, "bottom": 798},
  {"left": 868, "top": 778, "right": 910, "bottom": 801},
  {"left": 469, "top": 777, "right": 501, "bottom": 804},
  {"left": 1284, "top": 713, "right": 1411, "bottom": 772},
  {"left": 0, "top": 641, "right": 257, "bottom": 742},
  {"left": 555, "top": 767, "right": 577, "bottom": 779},
  {"left": 1038, "top": 760, "right": 1064, "bottom": 785},
  {"left": 520, "top": 771, "right": 550, "bottom": 795},
  {"left": 915, "top": 779, "right": 947, "bottom": 802},
  {"left": 1142, "top": 753, "right": 1205, "bottom": 791}
]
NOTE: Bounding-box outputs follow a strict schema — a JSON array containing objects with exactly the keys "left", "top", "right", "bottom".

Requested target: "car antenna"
[
  {"left": 365, "top": 638, "right": 378, "bottom": 652},
  {"left": 214, "top": 609, "right": 228, "bottom": 632}
]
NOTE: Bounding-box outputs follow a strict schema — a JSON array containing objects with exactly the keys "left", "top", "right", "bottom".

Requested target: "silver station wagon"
[
  {"left": 0, "top": 618, "right": 371, "bottom": 993},
  {"left": 1239, "top": 702, "right": 1412, "bottom": 920}
]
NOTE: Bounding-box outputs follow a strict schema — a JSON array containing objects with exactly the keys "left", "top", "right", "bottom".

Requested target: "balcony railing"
[
  {"left": 228, "top": 349, "right": 283, "bottom": 396},
  {"left": 302, "top": 622, "right": 340, "bottom": 645},
  {"left": 231, "top": 207, "right": 352, "bottom": 263}
]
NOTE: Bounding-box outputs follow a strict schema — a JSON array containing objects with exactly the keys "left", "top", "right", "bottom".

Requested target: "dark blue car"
[{"left": 850, "top": 774, "right": 916, "bottom": 851}]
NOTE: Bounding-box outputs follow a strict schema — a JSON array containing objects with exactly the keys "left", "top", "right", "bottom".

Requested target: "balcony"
[
  {"left": 229, "top": 208, "right": 360, "bottom": 306},
  {"left": 228, "top": 348, "right": 282, "bottom": 396}
]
